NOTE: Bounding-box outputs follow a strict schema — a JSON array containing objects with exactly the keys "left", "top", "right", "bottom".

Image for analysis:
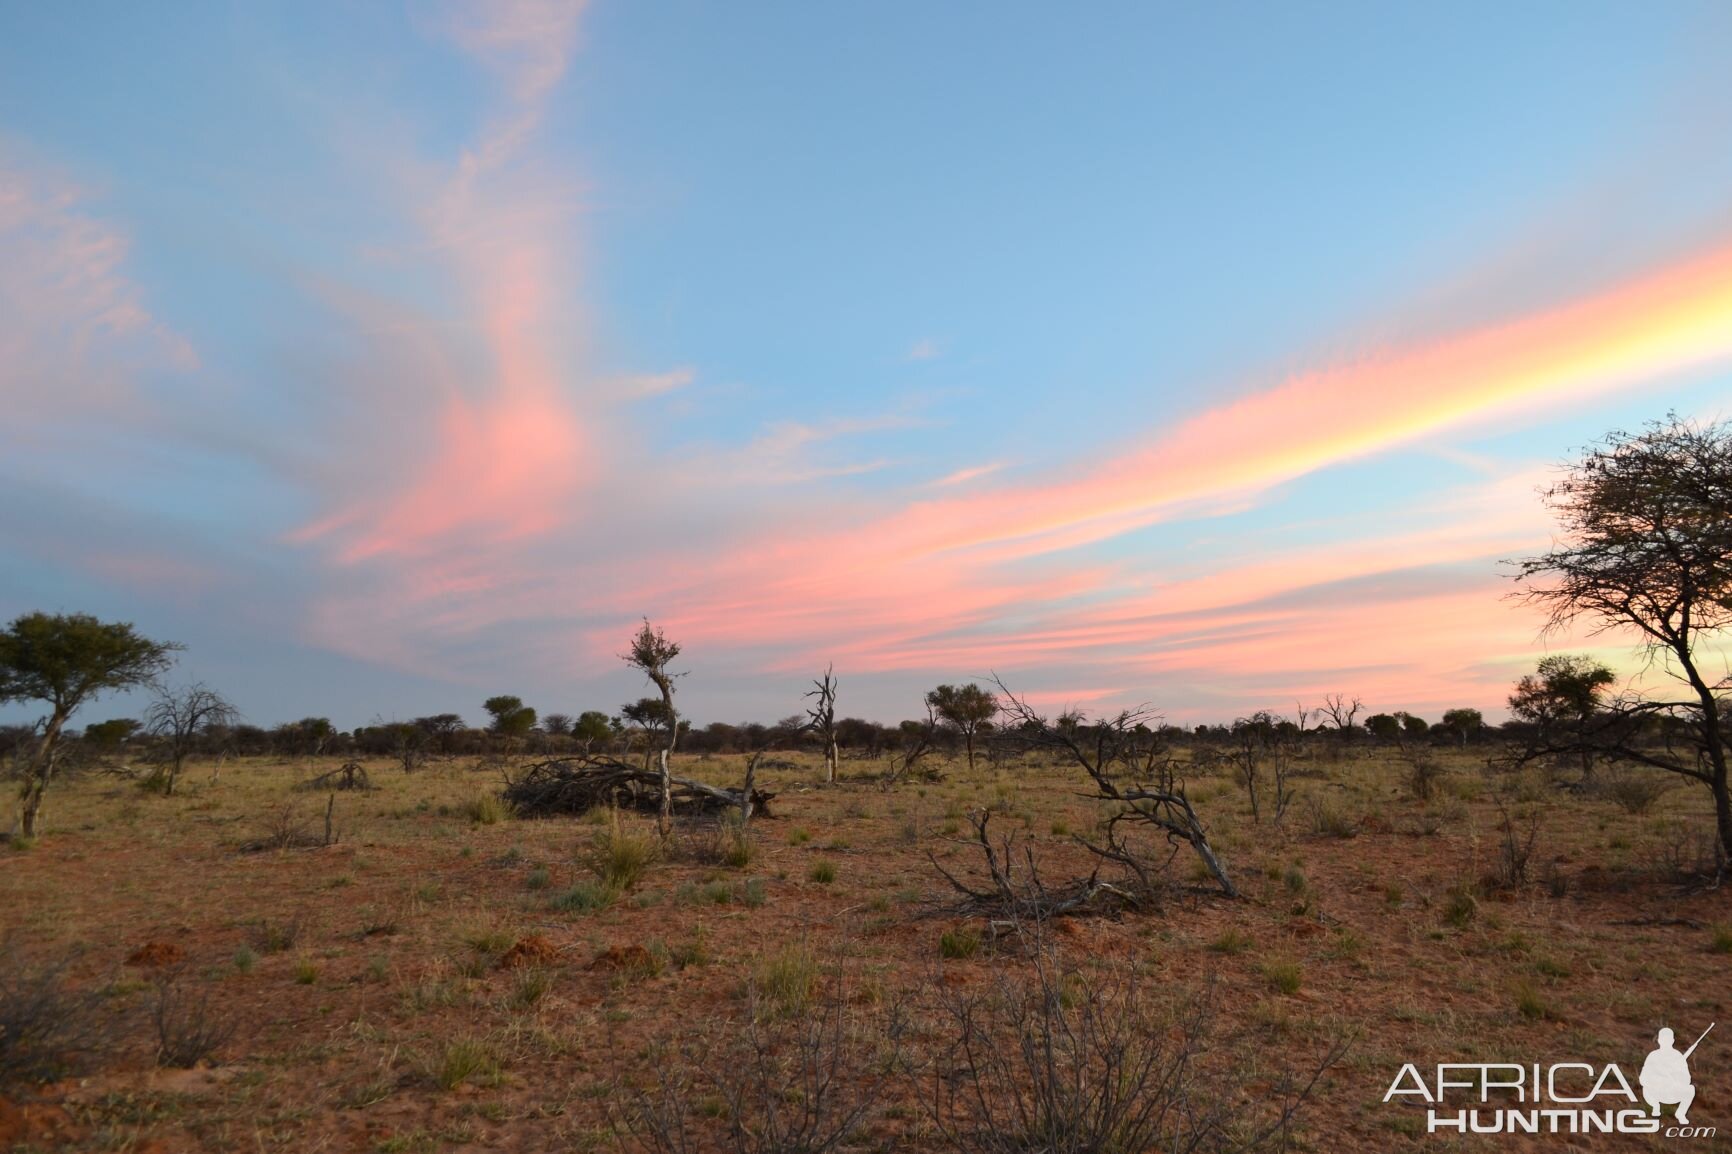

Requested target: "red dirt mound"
[
  {"left": 126, "top": 941, "right": 185, "bottom": 967},
  {"left": 498, "top": 935, "right": 559, "bottom": 969},
  {"left": 588, "top": 944, "right": 655, "bottom": 971}
]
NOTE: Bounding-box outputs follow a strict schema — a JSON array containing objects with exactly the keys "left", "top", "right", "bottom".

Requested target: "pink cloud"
[
  {"left": 574, "top": 242, "right": 1732, "bottom": 695},
  {"left": 0, "top": 149, "right": 196, "bottom": 426},
  {"left": 292, "top": 0, "right": 589, "bottom": 564}
]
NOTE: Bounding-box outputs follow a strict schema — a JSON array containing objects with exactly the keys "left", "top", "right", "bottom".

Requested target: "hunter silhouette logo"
[
  {"left": 1643, "top": 1024, "right": 1712, "bottom": 1125},
  {"left": 1385, "top": 1022, "right": 1716, "bottom": 1137}
]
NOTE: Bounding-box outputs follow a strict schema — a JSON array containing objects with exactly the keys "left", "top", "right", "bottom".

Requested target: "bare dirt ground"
[{"left": 2, "top": 747, "right": 1729, "bottom": 1153}]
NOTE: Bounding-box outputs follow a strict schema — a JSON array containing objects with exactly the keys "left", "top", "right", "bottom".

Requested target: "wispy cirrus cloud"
[
  {"left": 291, "top": 0, "right": 590, "bottom": 565},
  {"left": 0, "top": 148, "right": 196, "bottom": 431},
  {"left": 591, "top": 239, "right": 1732, "bottom": 704}
]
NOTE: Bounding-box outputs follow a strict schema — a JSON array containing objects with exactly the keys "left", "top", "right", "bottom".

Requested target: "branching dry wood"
[
  {"left": 504, "top": 756, "right": 775, "bottom": 820},
  {"left": 989, "top": 676, "right": 1238, "bottom": 898},
  {"left": 928, "top": 810, "right": 1145, "bottom": 919}
]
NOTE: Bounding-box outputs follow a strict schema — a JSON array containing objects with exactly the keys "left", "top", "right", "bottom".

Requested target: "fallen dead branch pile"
[
  {"left": 504, "top": 756, "right": 775, "bottom": 819},
  {"left": 930, "top": 810, "right": 1148, "bottom": 920},
  {"left": 296, "top": 761, "right": 372, "bottom": 792}
]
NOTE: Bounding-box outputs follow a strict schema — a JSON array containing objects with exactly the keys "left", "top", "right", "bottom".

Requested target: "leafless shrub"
[
  {"left": 920, "top": 947, "right": 1347, "bottom": 1154},
  {"left": 1304, "top": 796, "right": 1358, "bottom": 839},
  {"left": 1655, "top": 819, "right": 1727, "bottom": 885},
  {"left": 618, "top": 984, "right": 903, "bottom": 1154},
  {"left": 0, "top": 943, "right": 103, "bottom": 1085},
  {"left": 238, "top": 804, "right": 329, "bottom": 852},
  {"left": 151, "top": 975, "right": 235, "bottom": 1068},
  {"left": 930, "top": 810, "right": 1152, "bottom": 920},
  {"left": 1404, "top": 751, "right": 1445, "bottom": 802},
  {"left": 1490, "top": 795, "right": 1540, "bottom": 890}
]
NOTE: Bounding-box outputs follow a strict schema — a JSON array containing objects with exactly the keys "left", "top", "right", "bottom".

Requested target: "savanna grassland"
[{"left": 2, "top": 744, "right": 1729, "bottom": 1154}]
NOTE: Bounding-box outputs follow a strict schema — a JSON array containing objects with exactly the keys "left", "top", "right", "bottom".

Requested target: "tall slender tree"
[{"left": 623, "top": 619, "right": 683, "bottom": 836}]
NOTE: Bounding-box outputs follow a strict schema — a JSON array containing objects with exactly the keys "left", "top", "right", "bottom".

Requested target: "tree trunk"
[
  {"left": 655, "top": 679, "right": 678, "bottom": 839},
  {"left": 825, "top": 738, "right": 838, "bottom": 785},
  {"left": 965, "top": 731, "right": 975, "bottom": 774},
  {"left": 19, "top": 709, "right": 68, "bottom": 838},
  {"left": 1677, "top": 648, "right": 1732, "bottom": 864},
  {"left": 657, "top": 748, "right": 672, "bottom": 837}
]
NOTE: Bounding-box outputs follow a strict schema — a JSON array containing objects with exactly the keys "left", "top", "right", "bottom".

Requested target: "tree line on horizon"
[{"left": 4, "top": 414, "right": 1730, "bottom": 856}]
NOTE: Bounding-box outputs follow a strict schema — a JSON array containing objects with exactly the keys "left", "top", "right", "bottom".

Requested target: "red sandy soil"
[{"left": 1, "top": 749, "right": 1728, "bottom": 1152}]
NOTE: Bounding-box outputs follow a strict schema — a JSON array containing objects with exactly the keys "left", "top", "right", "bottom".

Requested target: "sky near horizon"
[{"left": 4, "top": 1, "right": 1732, "bottom": 731}]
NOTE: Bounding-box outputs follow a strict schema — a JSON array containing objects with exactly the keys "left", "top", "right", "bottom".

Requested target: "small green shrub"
[
  {"left": 432, "top": 1037, "right": 499, "bottom": 1090},
  {"left": 939, "top": 927, "right": 980, "bottom": 959},
  {"left": 1263, "top": 960, "right": 1302, "bottom": 996},
  {"left": 585, "top": 813, "right": 656, "bottom": 891},
  {"left": 507, "top": 968, "right": 551, "bottom": 1010},
  {"left": 1443, "top": 885, "right": 1478, "bottom": 929},
  {"left": 808, "top": 860, "right": 838, "bottom": 884},
  {"left": 464, "top": 794, "right": 511, "bottom": 825},
  {"left": 755, "top": 945, "right": 819, "bottom": 1014},
  {"left": 1209, "top": 929, "right": 1252, "bottom": 956},
  {"left": 551, "top": 881, "right": 618, "bottom": 914}
]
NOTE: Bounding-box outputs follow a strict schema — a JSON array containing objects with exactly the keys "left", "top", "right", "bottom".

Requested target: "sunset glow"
[{"left": 3, "top": 0, "right": 1730, "bottom": 725}]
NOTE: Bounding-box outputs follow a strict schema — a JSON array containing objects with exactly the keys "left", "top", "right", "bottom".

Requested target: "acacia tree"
[
  {"left": 383, "top": 720, "right": 428, "bottom": 773},
  {"left": 805, "top": 664, "right": 840, "bottom": 784},
  {"left": 142, "top": 683, "right": 240, "bottom": 796},
  {"left": 573, "top": 710, "right": 612, "bottom": 753},
  {"left": 1440, "top": 707, "right": 1484, "bottom": 748},
  {"left": 621, "top": 696, "right": 674, "bottom": 770},
  {"left": 84, "top": 718, "right": 140, "bottom": 752},
  {"left": 926, "top": 683, "right": 998, "bottom": 773},
  {"left": 1, "top": 612, "right": 180, "bottom": 836},
  {"left": 483, "top": 695, "right": 537, "bottom": 755},
  {"left": 1507, "top": 654, "right": 1616, "bottom": 783},
  {"left": 624, "top": 619, "right": 683, "bottom": 836},
  {"left": 1512, "top": 415, "right": 1732, "bottom": 863}
]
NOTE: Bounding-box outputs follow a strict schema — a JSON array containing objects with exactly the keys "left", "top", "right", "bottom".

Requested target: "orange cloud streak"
[{"left": 620, "top": 241, "right": 1732, "bottom": 675}]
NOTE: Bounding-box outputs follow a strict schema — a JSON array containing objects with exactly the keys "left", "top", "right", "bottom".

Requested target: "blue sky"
[{"left": 3, "top": 1, "right": 1731, "bottom": 731}]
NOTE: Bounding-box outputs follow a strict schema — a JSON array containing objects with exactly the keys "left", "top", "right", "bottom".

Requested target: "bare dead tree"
[
  {"left": 804, "top": 664, "right": 840, "bottom": 784},
  {"left": 1318, "top": 693, "right": 1362, "bottom": 748},
  {"left": 142, "top": 683, "right": 239, "bottom": 796},
  {"left": 990, "top": 677, "right": 1237, "bottom": 897},
  {"left": 623, "top": 619, "right": 684, "bottom": 838},
  {"left": 1270, "top": 701, "right": 1311, "bottom": 825},
  {"left": 882, "top": 701, "right": 941, "bottom": 791}
]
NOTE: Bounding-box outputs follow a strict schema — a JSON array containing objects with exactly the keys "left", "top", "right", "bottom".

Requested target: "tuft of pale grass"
[
  {"left": 754, "top": 944, "right": 820, "bottom": 1014},
  {"left": 464, "top": 793, "right": 512, "bottom": 825},
  {"left": 584, "top": 810, "right": 657, "bottom": 891}
]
